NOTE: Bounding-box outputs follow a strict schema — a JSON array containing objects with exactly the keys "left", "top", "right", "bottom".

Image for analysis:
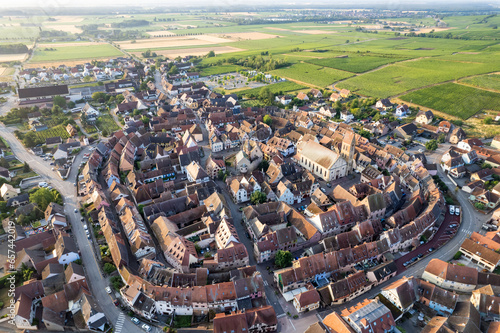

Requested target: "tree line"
[{"left": 0, "top": 43, "right": 28, "bottom": 54}]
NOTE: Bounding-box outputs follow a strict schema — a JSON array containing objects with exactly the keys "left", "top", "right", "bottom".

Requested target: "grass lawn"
[
  {"left": 460, "top": 74, "right": 500, "bottom": 92},
  {"left": 237, "top": 81, "right": 306, "bottom": 97},
  {"left": 270, "top": 63, "right": 353, "bottom": 87},
  {"left": 400, "top": 83, "right": 500, "bottom": 120},
  {"left": 31, "top": 44, "right": 124, "bottom": 62}
]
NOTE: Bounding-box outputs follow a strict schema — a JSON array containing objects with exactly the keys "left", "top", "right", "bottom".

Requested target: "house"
[
  {"left": 210, "top": 135, "right": 224, "bottom": 152},
  {"left": 341, "top": 298, "right": 396, "bottom": 333},
  {"left": 82, "top": 103, "right": 100, "bottom": 124},
  {"left": 55, "top": 234, "right": 80, "bottom": 265},
  {"left": 13, "top": 280, "right": 44, "bottom": 329},
  {"left": 339, "top": 89, "right": 350, "bottom": 98},
  {"left": 376, "top": 99, "right": 393, "bottom": 110},
  {"left": 0, "top": 167, "right": 12, "bottom": 182},
  {"left": 205, "top": 156, "right": 226, "bottom": 179},
  {"left": 381, "top": 276, "right": 416, "bottom": 313},
  {"left": 330, "top": 93, "right": 342, "bottom": 102},
  {"left": 17, "top": 84, "right": 69, "bottom": 104},
  {"left": 341, "top": 111, "right": 354, "bottom": 123},
  {"left": 294, "top": 289, "right": 321, "bottom": 313},
  {"left": 1, "top": 183, "right": 19, "bottom": 200},
  {"left": 213, "top": 305, "right": 277, "bottom": 333},
  {"left": 276, "top": 95, "right": 292, "bottom": 105},
  {"left": 469, "top": 188, "right": 500, "bottom": 209},
  {"left": 458, "top": 138, "right": 483, "bottom": 152},
  {"left": 185, "top": 161, "right": 210, "bottom": 184},
  {"left": 459, "top": 235, "right": 500, "bottom": 272},
  {"left": 66, "top": 124, "right": 77, "bottom": 137},
  {"left": 438, "top": 121, "right": 452, "bottom": 133},
  {"left": 416, "top": 279, "right": 458, "bottom": 316},
  {"left": 297, "top": 92, "right": 309, "bottom": 101},
  {"left": 450, "top": 127, "right": 467, "bottom": 144},
  {"left": 492, "top": 135, "right": 500, "bottom": 150},
  {"left": 422, "top": 259, "right": 478, "bottom": 292},
  {"left": 45, "top": 136, "right": 62, "bottom": 146},
  {"left": 310, "top": 89, "right": 323, "bottom": 98},
  {"left": 415, "top": 110, "right": 434, "bottom": 124},
  {"left": 395, "top": 104, "right": 409, "bottom": 117},
  {"left": 6, "top": 193, "right": 29, "bottom": 208},
  {"left": 394, "top": 123, "right": 418, "bottom": 140}
]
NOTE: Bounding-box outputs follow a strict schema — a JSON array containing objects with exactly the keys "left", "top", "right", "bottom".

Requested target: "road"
[{"left": 0, "top": 96, "right": 139, "bottom": 333}]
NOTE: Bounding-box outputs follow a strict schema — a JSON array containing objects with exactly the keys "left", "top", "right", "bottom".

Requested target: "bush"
[
  {"left": 293, "top": 315, "right": 299, "bottom": 319},
  {"left": 103, "top": 263, "right": 117, "bottom": 274},
  {"left": 453, "top": 251, "right": 462, "bottom": 260}
]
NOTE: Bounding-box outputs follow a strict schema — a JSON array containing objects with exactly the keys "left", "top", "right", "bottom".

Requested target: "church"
[{"left": 294, "top": 131, "right": 355, "bottom": 181}]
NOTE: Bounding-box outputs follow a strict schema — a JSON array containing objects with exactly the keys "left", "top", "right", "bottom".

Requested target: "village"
[{"left": 1, "top": 50, "right": 500, "bottom": 333}]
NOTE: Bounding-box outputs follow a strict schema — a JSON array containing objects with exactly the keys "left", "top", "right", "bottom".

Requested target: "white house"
[
  {"left": 185, "top": 161, "right": 210, "bottom": 184},
  {"left": 395, "top": 104, "right": 409, "bottom": 117},
  {"left": 55, "top": 235, "right": 80, "bottom": 265},
  {"left": 341, "top": 111, "right": 354, "bottom": 123},
  {"left": 276, "top": 181, "right": 296, "bottom": 205},
  {"left": 210, "top": 135, "right": 224, "bottom": 153}
]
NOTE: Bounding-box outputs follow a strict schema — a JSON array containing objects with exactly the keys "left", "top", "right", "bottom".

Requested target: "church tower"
[{"left": 341, "top": 131, "right": 355, "bottom": 173}]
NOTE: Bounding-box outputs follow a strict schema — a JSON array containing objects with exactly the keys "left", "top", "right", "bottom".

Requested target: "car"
[
  {"left": 50, "top": 162, "right": 54, "bottom": 165},
  {"left": 74, "top": 209, "right": 78, "bottom": 213},
  {"left": 429, "top": 247, "right": 435, "bottom": 252},
  {"left": 87, "top": 234, "right": 91, "bottom": 239},
  {"left": 418, "top": 254, "right": 423, "bottom": 258},
  {"left": 47, "top": 186, "right": 52, "bottom": 190},
  {"left": 81, "top": 218, "right": 84, "bottom": 222},
  {"left": 113, "top": 300, "right": 120, "bottom": 306},
  {"left": 38, "top": 182, "right": 48, "bottom": 187},
  {"left": 181, "top": 177, "right": 187, "bottom": 181},
  {"left": 403, "top": 262, "right": 408, "bottom": 267},
  {"left": 73, "top": 183, "right": 77, "bottom": 186},
  {"left": 455, "top": 206, "right": 460, "bottom": 216},
  {"left": 131, "top": 317, "right": 140, "bottom": 325},
  {"left": 449, "top": 205, "right": 455, "bottom": 215},
  {"left": 142, "top": 324, "right": 152, "bottom": 332},
  {"left": 449, "top": 224, "right": 457, "bottom": 228},
  {"left": 51, "top": 167, "right": 55, "bottom": 171},
  {"left": 105, "top": 286, "right": 112, "bottom": 294},
  {"left": 84, "top": 224, "right": 88, "bottom": 230},
  {"left": 321, "top": 188, "right": 326, "bottom": 193},
  {"left": 326, "top": 183, "right": 332, "bottom": 188}
]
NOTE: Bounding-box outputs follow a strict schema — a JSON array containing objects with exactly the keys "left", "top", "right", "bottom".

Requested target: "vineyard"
[{"left": 35, "top": 125, "right": 70, "bottom": 141}]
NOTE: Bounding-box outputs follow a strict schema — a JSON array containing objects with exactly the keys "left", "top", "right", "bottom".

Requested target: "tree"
[
  {"left": 23, "top": 162, "right": 30, "bottom": 173},
  {"left": 358, "top": 129, "right": 372, "bottom": 139},
  {"left": 275, "top": 250, "right": 292, "bottom": 268},
  {"left": 484, "top": 117, "right": 493, "bottom": 125},
  {"left": 250, "top": 191, "right": 267, "bottom": 205},
  {"left": 263, "top": 114, "right": 272, "bottom": 126},
  {"left": 168, "top": 65, "right": 179, "bottom": 75},
  {"left": 217, "top": 169, "right": 225, "bottom": 180},
  {"left": 425, "top": 139, "right": 438, "bottom": 151},
  {"left": 92, "top": 92, "right": 106, "bottom": 102},
  {"left": 52, "top": 95, "right": 66, "bottom": 108},
  {"left": 0, "top": 158, "right": 8, "bottom": 168},
  {"left": 29, "top": 188, "right": 60, "bottom": 211},
  {"left": 258, "top": 160, "right": 269, "bottom": 172},
  {"left": 207, "top": 50, "right": 215, "bottom": 57},
  {"left": 103, "top": 263, "right": 117, "bottom": 274},
  {"left": 101, "top": 129, "right": 109, "bottom": 137},
  {"left": 23, "top": 131, "right": 40, "bottom": 148},
  {"left": 141, "top": 116, "right": 150, "bottom": 126},
  {"left": 258, "top": 86, "right": 273, "bottom": 105},
  {"left": 437, "top": 133, "right": 446, "bottom": 143}
]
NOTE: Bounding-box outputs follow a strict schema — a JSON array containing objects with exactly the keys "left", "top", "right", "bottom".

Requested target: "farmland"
[
  {"left": 200, "top": 64, "right": 246, "bottom": 76},
  {"left": 270, "top": 63, "right": 353, "bottom": 88},
  {"left": 30, "top": 44, "right": 123, "bottom": 62},
  {"left": 35, "top": 125, "right": 70, "bottom": 141},
  {"left": 400, "top": 83, "right": 500, "bottom": 120},
  {"left": 460, "top": 74, "right": 500, "bottom": 92},
  {"left": 237, "top": 81, "right": 306, "bottom": 97},
  {"left": 337, "top": 58, "right": 499, "bottom": 98},
  {"left": 306, "top": 54, "right": 410, "bottom": 73}
]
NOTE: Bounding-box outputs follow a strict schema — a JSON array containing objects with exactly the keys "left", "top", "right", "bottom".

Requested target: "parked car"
[
  {"left": 113, "top": 299, "right": 120, "bottom": 307},
  {"left": 455, "top": 206, "right": 460, "bottom": 216},
  {"left": 74, "top": 209, "right": 78, "bottom": 213},
  {"left": 105, "top": 287, "right": 112, "bottom": 294},
  {"left": 429, "top": 247, "right": 435, "bottom": 252},
  {"left": 131, "top": 317, "right": 140, "bottom": 325},
  {"left": 142, "top": 324, "right": 152, "bottom": 332},
  {"left": 326, "top": 183, "right": 332, "bottom": 188},
  {"left": 449, "top": 205, "right": 455, "bottom": 215},
  {"left": 321, "top": 188, "right": 326, "bottom": 193}
]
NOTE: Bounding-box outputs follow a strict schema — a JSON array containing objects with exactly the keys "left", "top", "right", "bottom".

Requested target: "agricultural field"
[
  {"left": 337, "top": 57, "right": 500, "bottom": 98},
  {"left": 35, "top": 125, "right": 70, "bottom": 141},
  {"left": 460, "top": 74, "right": 500, "bottom": 92},
  {"left": 200, "top": 64, "right": 246, "bottom": 76},
  {"left": 237, "top": 81, "right": 306, "bottom": 97},
  {"left": 306, "top": 54, "right": 411, "bottom": 73},
  {"left": 96, "top": 115, "right": 120, "bottom": 134},
  {"left": 400, "top": 83, "right": 500, "bottom": 120},
  {"left": 30, "top": 43, "right": 123, "bottom": 63},
  {"left": 270, "top": 63, "right": 354, "bottom": 88}
]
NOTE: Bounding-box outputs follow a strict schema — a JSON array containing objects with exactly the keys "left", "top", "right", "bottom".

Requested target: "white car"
[
  {"left": 142, "top": 324, "right": 152, "bottom": 332},
  {"left": 449, "top": 205, "right": 455, "bottom": 215},
  {"left": 131, "top": 317, "right": 140, "bottom": 325},
  {"left": 38, "top": 182, "right": 48, "bottom": 187},
  {"left": 455, "top": 206, "right": 460, "bottom": 216},
  {"left": 105, "top": 286, "right": 112, "bottom": 294}
]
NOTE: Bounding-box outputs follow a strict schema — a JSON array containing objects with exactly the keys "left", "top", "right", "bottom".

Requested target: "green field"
[
  {"left": 270, "top": 63, "right": 353, "bottom": 87},
  {"left": 400, "top": 83, "right": 500, "bottom": 119},
  {"left": 31, "top": 44, "right": 123, "bottom": 62},
  {"left": 338, "top": 58, "right": 499, "bottom": 98},
  {"left": 200, "top": 64, "right": 246, "bottom": 76},
  {"left": 36, "top": 125, "right": 70, "bottom": 141},
  {"left": 237, "top": 81, "right": 306, "bottom": 97},
  {"left": 306, "top": 54, "right": 410, "bottom": 73},
  {"left": 97, "top": 114, "right": 120, "bottom": 133},
  {"left": 460, "top": 74, "right": 500, "bottom": 92}
]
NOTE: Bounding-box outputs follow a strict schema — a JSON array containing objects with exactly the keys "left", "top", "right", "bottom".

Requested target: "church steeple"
[{"left": 341, "top": 131, "right": 355, "bottom": 173}]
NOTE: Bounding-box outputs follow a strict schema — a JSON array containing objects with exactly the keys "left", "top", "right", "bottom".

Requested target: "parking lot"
[{"left": 395, "top": 207, "right": 461, "bottom": 273}]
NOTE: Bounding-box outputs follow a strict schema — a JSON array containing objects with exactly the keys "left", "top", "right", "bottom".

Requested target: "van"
[{"left": 38, "top": 182, "right": 48, "bottom": 187}]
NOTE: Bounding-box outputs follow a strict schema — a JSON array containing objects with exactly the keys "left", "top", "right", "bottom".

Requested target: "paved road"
[{"left": 0, "top": 96, "right": 139, "bottom": 333}]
